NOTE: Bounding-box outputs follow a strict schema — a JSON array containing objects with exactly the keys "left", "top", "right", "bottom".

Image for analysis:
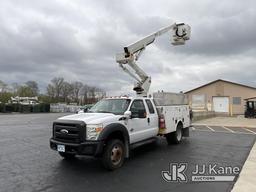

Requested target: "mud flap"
[{"left": 182, "top": 127, "right": 190, "bottom": 137}]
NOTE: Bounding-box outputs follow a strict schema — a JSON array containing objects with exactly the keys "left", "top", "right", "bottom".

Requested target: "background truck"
[
  {"left": 244, "top": 97, "right": 256, "bottom": 118},
  {"left": 50, "top": 22, "right": 191, "bottom": 170}
]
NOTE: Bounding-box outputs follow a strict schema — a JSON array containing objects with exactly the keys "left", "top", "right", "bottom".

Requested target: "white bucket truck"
[{"left": 50, "top": 22, "right": 191, "bottom": 170}]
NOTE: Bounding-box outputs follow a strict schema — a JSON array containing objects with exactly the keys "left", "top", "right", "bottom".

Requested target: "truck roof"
[{"left": 105, "top": 96, "right": 151, "bottom": 100}]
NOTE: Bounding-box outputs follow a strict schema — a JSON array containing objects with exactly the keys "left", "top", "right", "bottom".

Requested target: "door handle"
[
  {"left": 130, "top": 128, "right": 134, "bottom": 132},
  {"left": 147, "top": 118, "right": 150, "bottom": 123}
]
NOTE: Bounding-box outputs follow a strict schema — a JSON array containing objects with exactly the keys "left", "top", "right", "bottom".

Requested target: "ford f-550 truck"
[
  {"left": 50, "top": 22, "right": 191, "bottom": 170},
  {"left": 50, "top": 93, "right": 190, "bottom": 170}
]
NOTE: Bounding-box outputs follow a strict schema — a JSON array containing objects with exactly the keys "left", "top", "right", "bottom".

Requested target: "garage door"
[{"left": 213, "top": 97, "right": 229, "bottom": 113}]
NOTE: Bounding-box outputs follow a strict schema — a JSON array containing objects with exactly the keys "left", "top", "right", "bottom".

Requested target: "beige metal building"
[{"left": 185, "top": 79, "right": 256, "bottom": 115}]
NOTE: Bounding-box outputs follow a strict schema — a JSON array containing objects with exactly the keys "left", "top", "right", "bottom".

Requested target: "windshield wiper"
[{"left": 96, "top": 110, "right": 111, "bottom": 113}]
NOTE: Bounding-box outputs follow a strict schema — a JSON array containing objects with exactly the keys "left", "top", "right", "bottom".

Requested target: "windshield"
[{"left": 89, "top": 99, "right": 131, "bottom": 115}]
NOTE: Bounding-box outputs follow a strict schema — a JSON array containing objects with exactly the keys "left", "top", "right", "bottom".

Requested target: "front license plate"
[{"left": 57, "top": 145, "right": 65, "bottom": 152}]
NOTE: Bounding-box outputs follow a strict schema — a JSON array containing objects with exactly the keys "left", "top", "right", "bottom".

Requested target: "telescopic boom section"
[{"left": 116, "top": 22, "right": 191, "bottom": 97}]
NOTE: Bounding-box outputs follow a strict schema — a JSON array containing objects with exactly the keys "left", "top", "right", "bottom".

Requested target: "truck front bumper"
[{"left": 50, "top": 138, "right": 104, "bottom": 157}]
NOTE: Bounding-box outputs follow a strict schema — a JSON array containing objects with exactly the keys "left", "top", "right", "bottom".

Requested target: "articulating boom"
[{"left": 116, "top": 22, "right": 191, "bottom": 97}]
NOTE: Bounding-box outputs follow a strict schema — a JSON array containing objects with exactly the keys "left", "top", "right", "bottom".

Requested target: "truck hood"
[{"left": 58, "top": 113, "right": 122, "bottom": 125}]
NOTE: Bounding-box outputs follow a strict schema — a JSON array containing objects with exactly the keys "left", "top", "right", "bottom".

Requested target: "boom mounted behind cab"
[
  {"left": 116, "top": 23, "right": 190, "bottom": 97},
  {"left": 50, "top": 21, "right": 191, "bottom": 170}
]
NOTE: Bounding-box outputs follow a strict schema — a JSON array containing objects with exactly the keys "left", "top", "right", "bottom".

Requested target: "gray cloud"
[{"left": 0, "top": 0, "right": 256, "bottom": 95}]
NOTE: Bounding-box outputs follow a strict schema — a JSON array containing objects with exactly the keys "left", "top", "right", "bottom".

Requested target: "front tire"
[
  {"left": 166, "top": 123, "right": 183, "bottom": 145},
  {"left": 102, "top": 139, "right": 125, "bottom": 170}
]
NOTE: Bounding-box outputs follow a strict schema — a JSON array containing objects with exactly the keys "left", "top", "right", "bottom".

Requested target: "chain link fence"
[{"left": 50, "top": 104, "right": 82, "bottom": 113}]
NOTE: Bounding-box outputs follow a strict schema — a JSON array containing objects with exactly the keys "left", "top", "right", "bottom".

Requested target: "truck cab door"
[
  {"left": 127, "top": 99, "right": 148, "bottom": 143},
  {"left": 145, "top": 99, "right": 159, "bottom": 137}
]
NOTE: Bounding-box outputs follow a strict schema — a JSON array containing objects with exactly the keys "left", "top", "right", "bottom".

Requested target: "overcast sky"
[{"left": 0, "top": 0, "right": 256, "bottom": 95}]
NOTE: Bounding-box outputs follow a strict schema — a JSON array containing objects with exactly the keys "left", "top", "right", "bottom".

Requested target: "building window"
[{"left": 233, "top": 97, "right": 241, "bottom": 105}]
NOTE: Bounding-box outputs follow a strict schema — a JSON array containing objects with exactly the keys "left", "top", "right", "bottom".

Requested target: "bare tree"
[
  {"left": 93, "top": 87, "right": 106, "bottom": 101},
  {"left": 89, "top": 86, "right": 96, "bottom": 103},
  {"left": 0, "top": 80, "right": 7, "bottom": 93},
  {"left": 47, "top": 84, "right": 55, "bottom": 99},
  {"left": 17, "top": 86, "right": 34, "bottom": 97},
  {"left": 11, "top": 82, "right": 19, "bottom": 94},
  {"left": 80, "top": 84, "right": 90, "bottom": 104},
  {"left": 25, "top": 81, "right": 39, "bottom": 96},
  {"left": 48, "top": 77, "right": 64, "bottom": 99},
  {"left": 60, "top": 81, "right": 73, "bottom": 103},
  {"left": 71, "top": 81, "right": 83, "bottom": 104},
  {"left": 45, "top": 77, "right": 105, "bottom": 104}
]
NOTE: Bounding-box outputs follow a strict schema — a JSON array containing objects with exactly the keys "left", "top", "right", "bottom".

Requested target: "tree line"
[{"left": 0, "top": 77, "right": 105, "bottom": 105}]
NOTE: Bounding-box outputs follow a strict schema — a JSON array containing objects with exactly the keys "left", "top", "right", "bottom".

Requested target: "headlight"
[{"left": 86, "top": 124, "right": 103, "bottom": 140}]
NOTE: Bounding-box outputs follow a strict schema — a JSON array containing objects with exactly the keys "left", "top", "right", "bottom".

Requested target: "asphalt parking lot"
[
  {"left": 0, "top": 113, "right": 255, "bottom": 192},
  {"left": 192, "top": 124, "right": 256, "bottom": 135}
]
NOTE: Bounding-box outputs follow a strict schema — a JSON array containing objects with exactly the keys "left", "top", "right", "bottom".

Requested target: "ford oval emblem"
[{"left": 60, "top": 129, "right": 68, "bottom": 134}]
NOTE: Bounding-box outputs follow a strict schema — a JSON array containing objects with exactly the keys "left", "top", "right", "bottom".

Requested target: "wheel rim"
[
  {"left": 111, "top": 144, "right": 123, "bottom": 166},
  {"left": 177, "top": 127, "right": 182, "bottom": 141}
]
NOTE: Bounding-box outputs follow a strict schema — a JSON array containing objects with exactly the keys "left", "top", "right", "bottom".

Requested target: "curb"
[{"left": 232, "top": 140, "right": 256, "bottom": 191}]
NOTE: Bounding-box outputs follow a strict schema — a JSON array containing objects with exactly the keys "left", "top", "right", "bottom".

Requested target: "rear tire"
[
  {"left": 102, "top": 139, "right": 125, "bottom": 171},
  {"left": 59, "top": 152, "right": 76, "bottom": 159},
  {"left": 166, "top": 123, "right": 183, "bottom": 145}
]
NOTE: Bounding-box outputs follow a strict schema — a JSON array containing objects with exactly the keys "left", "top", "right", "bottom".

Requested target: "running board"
[{"left": 130, "top": 137, "right": 157, "bottom": 149}]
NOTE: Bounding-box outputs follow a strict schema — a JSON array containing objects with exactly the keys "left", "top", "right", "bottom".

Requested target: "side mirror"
[{"left": 124, "top": 111, "right": 131, "bottom": 119}]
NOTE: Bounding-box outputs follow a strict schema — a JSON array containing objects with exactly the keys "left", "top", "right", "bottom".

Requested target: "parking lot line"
[
  {"left": 192, "top": 124, "right": 256, "bottom": 135},
  {"left": 195, "top": 129, "right": 212, "bottom": 132},
  {"left": 206, "top": 125, "right": 215, "bottom": 132},
  {"left": 243, "top": 128, "right": 256, "bottom": 135},
  {"left": 222, "top": 126, "right": 235, "bottom": 133},
  {"left": 233, "top": 131, "right": 254, "bottom": 135},
  {"left": 192, "top": 124, "right": 210, "bottom": 131}
]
